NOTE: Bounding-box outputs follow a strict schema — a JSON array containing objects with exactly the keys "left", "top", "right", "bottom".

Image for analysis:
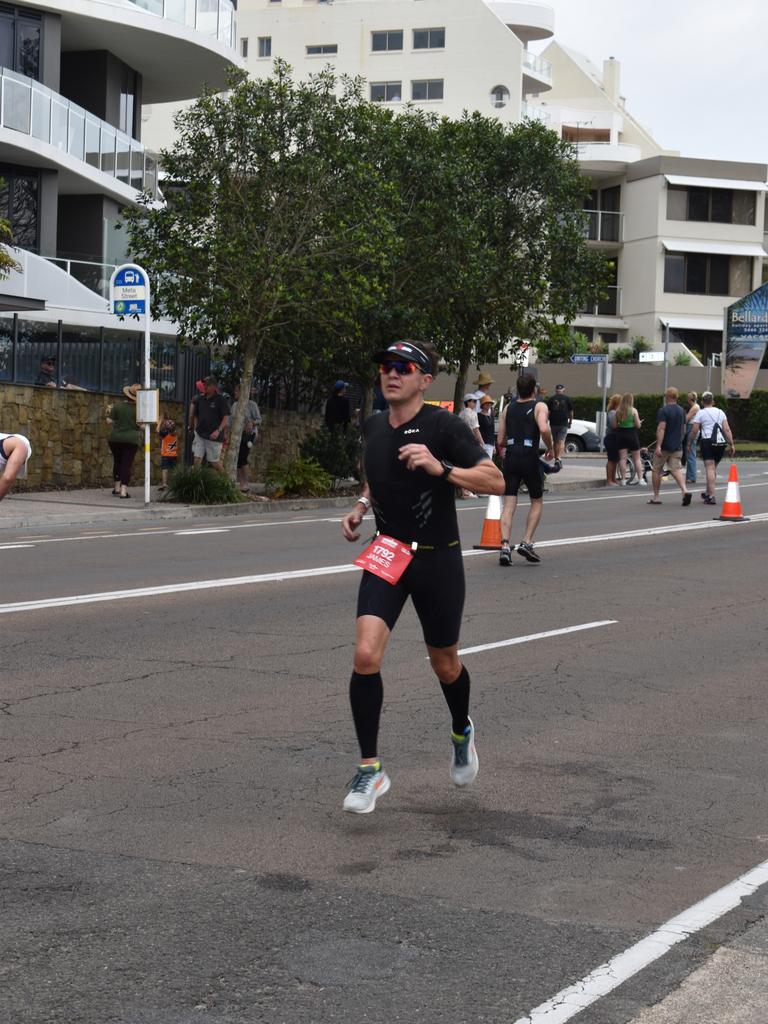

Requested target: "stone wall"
[{"left": 0, "top": 384, "right": 323, "bottom": 491}]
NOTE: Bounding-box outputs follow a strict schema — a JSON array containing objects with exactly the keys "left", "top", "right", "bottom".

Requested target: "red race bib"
[{"left": 355, "top": 535, "right": 414, "bottom": 585}]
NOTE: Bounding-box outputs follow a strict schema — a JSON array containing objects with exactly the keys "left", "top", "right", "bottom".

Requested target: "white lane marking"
[
  {"left": 513, "top": 855, "right": 768, "bottom": 1024},
  {"left": 0, "top": 564, "right": 358, "bottom": 615},
  {"left": 458, "top": 621, "right": 616, "bottom": 657},
  {"left": 0, "top": 513, "right": 765, "bottom": 616},
  {"left": 2, "top": 479, "right": 768, "bottom": 548},
  {"left": 174, "top": 528, "right": 231, "bottom": 536},
  {"left": 0, "top": 543, "right": 35, "bottom": 550}
]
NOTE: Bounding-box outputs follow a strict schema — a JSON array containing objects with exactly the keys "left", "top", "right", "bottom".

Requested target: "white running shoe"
[
  {"left": 343, "top": 764, "right": 391, "bottom": 814},
  {"left": 450, "top": 718, "right": 479, "bottom": 787},
  {"left": 638, "top": 478, "right": 648, "bottom": 486}
]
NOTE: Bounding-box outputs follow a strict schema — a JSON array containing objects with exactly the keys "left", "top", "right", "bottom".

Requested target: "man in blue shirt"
[{"left": 649, "top": 387, "right": 692, "bottom": 506}]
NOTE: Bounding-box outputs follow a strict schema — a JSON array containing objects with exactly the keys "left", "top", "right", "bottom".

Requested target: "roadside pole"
[
  {"left": 661, "top": 319, "right": 670, "bottom": 393},
  {"left": 109, "top": 264, "right": 158, "bottom": 509},
  {"left": 596, "top": 360, "right": 612, "bottom": 451}
]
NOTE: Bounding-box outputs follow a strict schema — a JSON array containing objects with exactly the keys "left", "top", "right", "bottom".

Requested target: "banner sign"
[{"left": 723, "top": 282, "right": 768, "bottom": 399}]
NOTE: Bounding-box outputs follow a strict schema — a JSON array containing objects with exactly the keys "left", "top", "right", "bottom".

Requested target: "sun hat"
[
  {"left": 479, "top": 394, "right": 495, "bottom": 405},
  {"left": 122, "top": 383, "right": 140, "bottom": 401},
  {"left": 474, "top": 371, "right": 494, "bottom": 386}
]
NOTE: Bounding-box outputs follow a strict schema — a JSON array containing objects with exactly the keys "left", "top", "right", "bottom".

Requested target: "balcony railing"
[
  {"left": 125, "top": 0, "right": 235, "bottom": 49},
  {"left": 522, "top": 51, "right": 552, "bottom": 80},
  {"left": 0, "top": 67, "right": 157, "bottom": 197},
  {"left": 521, "top": 102, "right": 550, "bottom": 123},
  {"left": 46, "top": 258, "right": 118, "bottom": 300},
  {"left": 579, "top": 286, "right": 622, "bottom": 318},
  {"left": 582, "top": 209, "right": 624, "bottom": 244}
]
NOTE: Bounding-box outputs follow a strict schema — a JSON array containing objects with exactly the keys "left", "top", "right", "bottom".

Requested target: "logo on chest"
[{"left": 403, "top": 429, "right": 420, "bottom": 435}]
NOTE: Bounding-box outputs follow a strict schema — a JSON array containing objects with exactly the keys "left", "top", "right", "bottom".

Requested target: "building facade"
[
  {"left": 529, "top": 43, "right": 768, "bottom": 362},
  {"left": 0, "top": 0, "right": 237, "bottom": 397},
  {"left": 142, "top": 0, "right": 556, "bottom": 149}
]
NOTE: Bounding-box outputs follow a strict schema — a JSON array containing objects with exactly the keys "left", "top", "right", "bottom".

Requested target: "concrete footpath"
[
  {"left": 0, "top": 460, "right": 607, "bottom": 531},
  {"left": 628, "top": 911, "right": 768, "bottom": 1024}
]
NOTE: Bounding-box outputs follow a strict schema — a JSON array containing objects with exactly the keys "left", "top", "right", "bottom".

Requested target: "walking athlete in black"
[
  {"left": 340, "top": 341, "right": 504, "bottom": 813},
  {"left": 497, "top": 373, "right": 554, "bottom": 566}
]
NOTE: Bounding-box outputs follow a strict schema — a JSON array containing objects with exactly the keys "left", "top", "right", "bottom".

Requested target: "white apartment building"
[
  {"left": 142, "top": 0, "right": 556, "bottom": 148},
  {"left": 0, "top": 0, "right": 238, "bottom": 395},
  {"left": 529, "top": 44, "right": 768, "bottom": 362}
]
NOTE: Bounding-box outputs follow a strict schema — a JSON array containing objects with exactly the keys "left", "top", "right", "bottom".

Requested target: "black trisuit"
[
  {"left": 502, "top": 399, "right": 545, "bottom": 500},
  {"left": 358, "top": 404, "right": 489, "bottom": 649}
]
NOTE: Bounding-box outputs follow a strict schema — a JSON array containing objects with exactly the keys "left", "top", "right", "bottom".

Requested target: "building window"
[
  {"left": 306, "top": 43, "right": 338, "bottom": 55},
  {"left": 490, "top": 85, "right": 510, "bottom": 109},
  {"left": 667, "top": 185, "right": 756, "bottom": 226},
  {"left": 664, "top": 252, "right": 752, "bottom": 297},
  {"left": 370, "top": 81, "right": 402, "bottom": 103},
  {"left": 241, "top": 37, "right": 249, "bottom": 58},
  {"left": 411, "top": 79, "right": 444, "bottom": 101},
  {"left": 118, "top": 67, "right": 138, "bottom": 137},
  {"left": 258, "top": 36, "right": 272, "bottom": 58},
  {"left": 0, "top": 164, "right": 40, "bottom": 253},
  {"left": 371, "top": 30, "right": 403, "bottom": 52},
  {"left": 0, "top": 6, "right": 42, "bottom": 81},
  {"left": 413, "top": 27, "right": 445, "bottom": 49}
]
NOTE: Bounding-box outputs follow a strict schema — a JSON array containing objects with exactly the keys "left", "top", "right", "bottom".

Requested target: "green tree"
[
  {"left": 124, "top": 63, "right": 395, "bottom": 475},
  {"left": 534, "top": 325, "right": 591, "bottom": 363},
  {"left": 420, "top": 116, "right": 610, "bottom": 408}
]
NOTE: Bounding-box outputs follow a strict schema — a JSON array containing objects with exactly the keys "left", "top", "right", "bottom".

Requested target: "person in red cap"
[{"left": 339, "top": 340, "right": 503, "bottom": 814}]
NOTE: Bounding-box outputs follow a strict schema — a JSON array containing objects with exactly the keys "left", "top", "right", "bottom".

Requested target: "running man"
[
  {"left": 496, "top": 373, "right": 554, "bottom": 565},
  {"left": 0, "top": 432, "right": 33, "bottom": 501},
  {"left": 340, "top": 340, "right": 504, "bottom": 813}
]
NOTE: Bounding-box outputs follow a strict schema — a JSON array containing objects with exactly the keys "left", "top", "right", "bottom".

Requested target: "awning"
[
  {"left": 661, "top": 238, "right": 767, "bottom": 258},
  {"left": 665, "top": 174, "right": 768, "bottom": 192},
  {"left": 661, "top": 316, "right": 724, "bottom": 332}
]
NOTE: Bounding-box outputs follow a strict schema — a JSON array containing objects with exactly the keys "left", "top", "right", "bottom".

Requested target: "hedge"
[{"left": 570, "top": 390, "right": 768, "bottom": 445}]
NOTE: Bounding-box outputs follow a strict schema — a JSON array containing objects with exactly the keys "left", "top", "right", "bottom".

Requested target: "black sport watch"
[{"left": 440, "top": 460, "right": 454, "bottom": 479}]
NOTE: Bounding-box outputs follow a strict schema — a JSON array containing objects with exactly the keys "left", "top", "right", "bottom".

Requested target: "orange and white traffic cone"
[
  {"left": 717, "top": 464, "right": 749, "bottom": 522},
  {"left": 473, "top": 494, "right": 503, "bottom": 550}
]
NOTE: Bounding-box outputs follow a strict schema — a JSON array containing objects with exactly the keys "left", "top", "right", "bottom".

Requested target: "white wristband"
[{"left": 355, "top": 496, "right": 371, "bottom": 510}]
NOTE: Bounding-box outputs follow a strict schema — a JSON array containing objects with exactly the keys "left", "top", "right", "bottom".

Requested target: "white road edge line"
[
  {"left": 1, "top": 514, "right": 766, "bottom": 615},
  {"left": 512, "top": 856, "right": 768, "bottom": 1024},
  {"left": 458, "top": 621, "right": 616, "bottom": 657}
]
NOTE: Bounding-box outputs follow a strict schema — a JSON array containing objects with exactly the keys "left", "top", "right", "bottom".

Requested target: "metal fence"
[{"left": 0, "top": 314, "right": 209, "bottom": 400}]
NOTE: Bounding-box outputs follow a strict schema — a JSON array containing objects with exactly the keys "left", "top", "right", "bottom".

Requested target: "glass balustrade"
[
  {"left": 122, "top": 0, "right": 236, "bottom": 48},
  {"left": 522, "top": 51, "right": 552, "bottom": 80},
  {"left": 582, "top": 210, "right": 624, "bottom": 244},
  {"left": 0, "top": 67, "right": 157, "bottom": 198},
  {"left": 579, "top": 287, "right": 622, "bottom": 317}
]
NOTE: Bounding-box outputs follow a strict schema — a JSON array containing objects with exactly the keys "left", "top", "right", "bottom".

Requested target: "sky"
[{"left": 535, "top": 0, "right": 768, "bottom": 165}]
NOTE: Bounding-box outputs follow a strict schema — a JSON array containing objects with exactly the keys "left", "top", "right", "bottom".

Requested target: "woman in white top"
[
  {"left": 0, "top": 432, "right": 33, "bottom": 501},
  {"left": 688, "top": 393, "right": 735, "bottom": 505}
]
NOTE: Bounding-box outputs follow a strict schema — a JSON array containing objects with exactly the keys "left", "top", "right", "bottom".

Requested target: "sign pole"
[
  {"left": 143, "top": 276, "right": 151, "bottom": 509},
  {"left": 108, "top": 262, "right": 156, "bottom": 511},
  {"left": 662, "top": 320, "right": 670, "bottom": 393},
  {"left": 596, "top": 361, "right": 612, "bottom": 451}
]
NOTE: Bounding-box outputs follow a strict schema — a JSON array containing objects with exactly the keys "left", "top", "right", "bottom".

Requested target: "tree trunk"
[
  {"left": 223, "top": 341, "right": 257, "bottom": 480},
  {"left": 452, "top": 346, "right": 473, "bottom": 415}
]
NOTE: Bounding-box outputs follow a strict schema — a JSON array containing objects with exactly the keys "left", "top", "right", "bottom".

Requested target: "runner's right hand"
[{"left": 342, "top": 508, "right": 364, "bottom": 542}]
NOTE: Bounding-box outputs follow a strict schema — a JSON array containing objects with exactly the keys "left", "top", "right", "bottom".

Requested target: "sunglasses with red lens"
[{"left": 380, "top": 360, "right": 420, "bottom": 377}]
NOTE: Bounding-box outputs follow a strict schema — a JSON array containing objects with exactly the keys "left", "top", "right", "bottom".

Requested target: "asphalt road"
[{"left": 2, "top": 463, "right": 768, "bottom": 1023}]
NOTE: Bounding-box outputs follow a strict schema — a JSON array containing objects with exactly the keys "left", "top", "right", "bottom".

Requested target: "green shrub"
[
  {"left": 534, "top": 325, "right": 591, "bottom": 363},
  {"left": 610, "top": 346, "right": 635, "bottom": 363},
  {"left": 674, "top": 352, "right": 692, "bottom": 366},
  {"left": 631, "top": 336, "right": 652, "bottom": 355},
  {"left": 164, "top": 466, "right": 246, "bottom": 505},
  {"left": 265, "top": 457, "right": 332, "bottom": 498},
  {"left": 300, "top": 425, "right": 360, "bottom": 482}
]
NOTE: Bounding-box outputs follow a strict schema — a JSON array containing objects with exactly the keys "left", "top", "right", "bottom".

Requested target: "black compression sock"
[
  {"left": 440, "top": 664, "right": 470, "bottom": 735},
  {"left": 349, "top": 671, "right": 384, "bottom": 760}
]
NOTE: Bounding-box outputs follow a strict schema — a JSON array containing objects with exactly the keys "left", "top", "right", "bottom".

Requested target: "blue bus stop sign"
[{"left": 111, "top": 266, "right": 147, "bottom": 315}]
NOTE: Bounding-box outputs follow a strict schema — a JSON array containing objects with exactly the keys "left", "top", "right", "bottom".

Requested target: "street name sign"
[{"left": 570, "top": 354, "right": 607, "bottom": 364}]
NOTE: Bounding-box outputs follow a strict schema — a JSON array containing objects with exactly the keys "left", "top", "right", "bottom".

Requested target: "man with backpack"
[
  {"left": 547, "top": 384, "right": 573, "bottom": 460},
  {"left": 688, "top": 391, "right": 736, "bottom": 505}
]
